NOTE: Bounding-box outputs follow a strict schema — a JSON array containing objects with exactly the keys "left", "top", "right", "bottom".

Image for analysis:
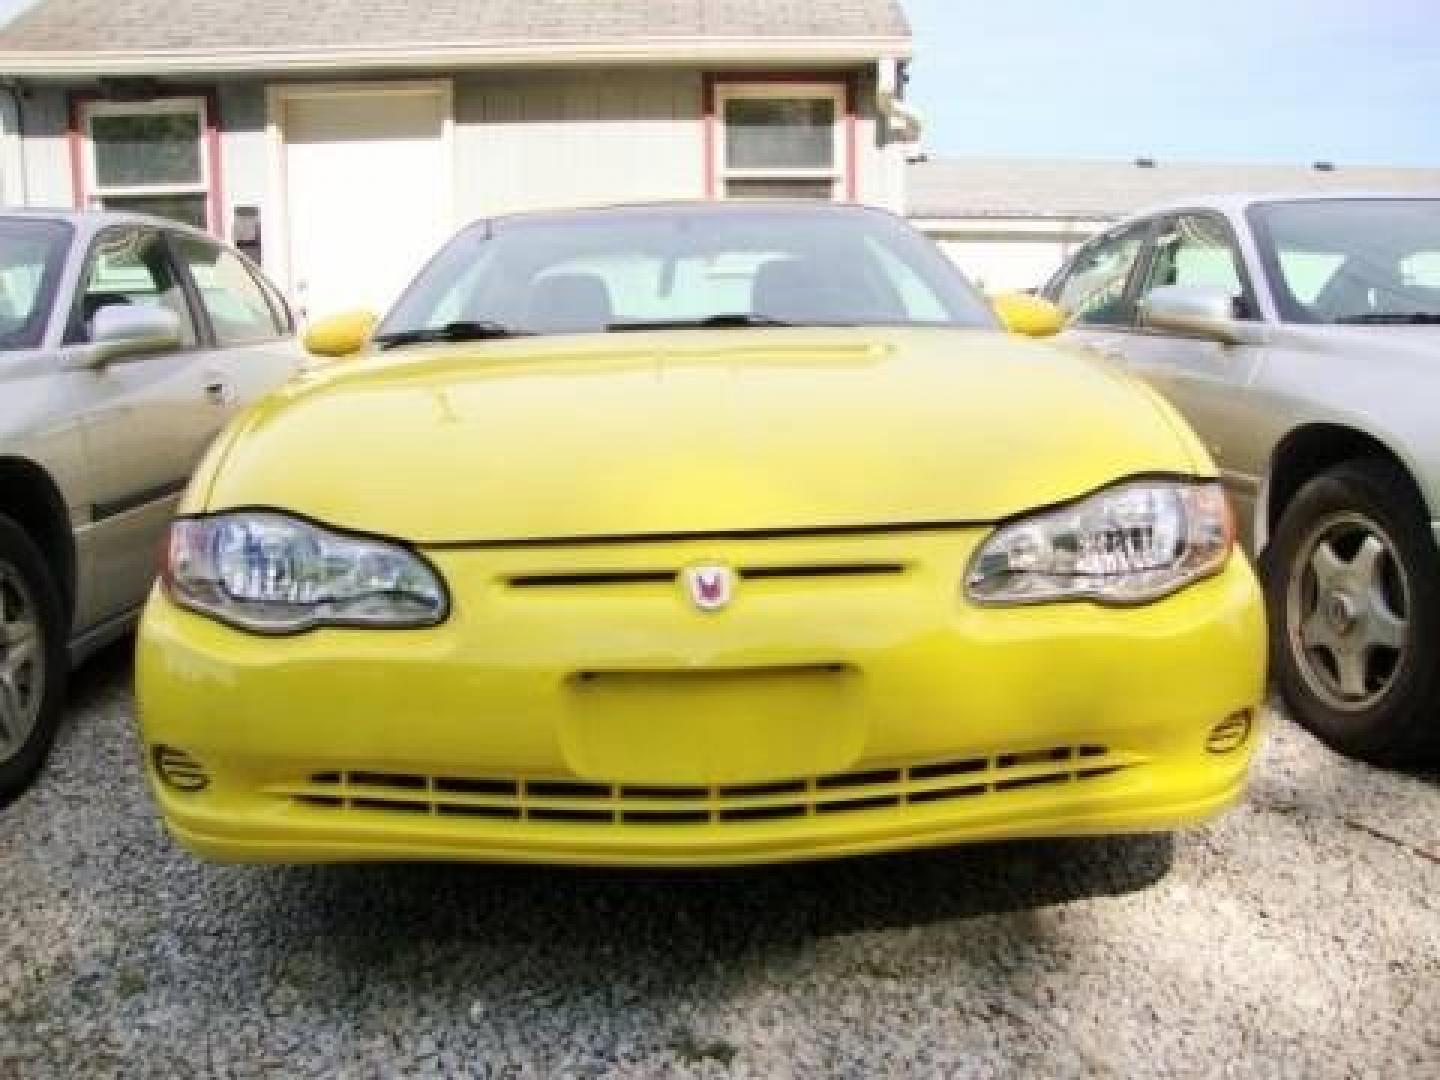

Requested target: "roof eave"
[{"left": 0, "top": 35, "right": 913, "bottom": 78}]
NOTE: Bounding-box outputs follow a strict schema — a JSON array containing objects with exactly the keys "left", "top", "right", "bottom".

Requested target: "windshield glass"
[
  {"left": 379, "top": 206, "right": 996, "bottom": 341},
  {"left": 1249, "top": 198, "right": 1440, "bottom": 324},
  {"left": 0, "top": 218, "right": 72, "bottom": 351}
]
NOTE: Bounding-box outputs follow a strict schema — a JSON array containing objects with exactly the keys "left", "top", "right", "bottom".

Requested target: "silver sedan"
[
  {"left": 1, "top": 210, "right": 302, "bottom": 800},
  {"left": 1045, "top": 193, "right": 1440, "bottom": 767}
]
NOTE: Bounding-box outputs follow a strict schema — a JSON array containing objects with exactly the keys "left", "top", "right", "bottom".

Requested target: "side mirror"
[
  {"left": 70, "top": 305, "right": 182, "bottom": 368},
  {"left": 991, "top": 292, "right": 1066, "bottom": 338},
  {"left": 304, "top": 310, "right": 378, "bottom": 359},
  {"left": 1139, "top": 285, "right": 1255, "bottom": 345}
]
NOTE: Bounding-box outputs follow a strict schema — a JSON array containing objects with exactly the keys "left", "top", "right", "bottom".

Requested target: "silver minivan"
[{"left": 1, "top": 210, "right": 301, "bottom": 799}]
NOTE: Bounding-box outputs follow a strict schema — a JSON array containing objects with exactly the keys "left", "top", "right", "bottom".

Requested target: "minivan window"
[{"left": 0, "top": 218, "right": 72, "bottom": 351}]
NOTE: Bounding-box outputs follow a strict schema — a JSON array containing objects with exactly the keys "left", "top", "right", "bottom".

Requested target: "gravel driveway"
[{"left": 2, "top": 641, "right": 1437, "bottom": 1078}]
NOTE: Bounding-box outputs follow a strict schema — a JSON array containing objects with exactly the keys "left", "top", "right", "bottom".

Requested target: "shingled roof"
[
  {"left": 0, "top": 0, "right": 910, "bottom": 72},
  {"left": 909, "top": 157, "right": 1440, "bottom": 221}
]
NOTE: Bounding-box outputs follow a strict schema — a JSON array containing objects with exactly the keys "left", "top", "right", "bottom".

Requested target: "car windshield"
[
  {"left": 0, "top": 218, "right": 72, "bottom": 351},
  {"left": 377, "top": 205, "right": 996, "bottom": 344},
  {"left": 1249, "top": 198, "right": 1440, "bottom": 324}
]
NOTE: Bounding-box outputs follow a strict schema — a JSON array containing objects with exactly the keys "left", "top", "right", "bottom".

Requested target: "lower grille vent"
[{"left": 273, "top": 745, "right": 1136, "bottom": 827}]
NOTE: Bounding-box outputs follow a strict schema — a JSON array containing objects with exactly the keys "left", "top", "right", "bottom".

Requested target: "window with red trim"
[
  {"left": 713, "top": 82, "right": 848, "bottom": 201},
  {"left": 78, "top": 97, "right": 213, "bottom": 230}
]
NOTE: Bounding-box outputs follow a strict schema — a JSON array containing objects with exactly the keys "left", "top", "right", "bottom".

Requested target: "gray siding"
[
  {"left": 216, "top": 82, "right": 267, "bottom": 228},
  {"left": 10, "top": 86, "right": 70, "bottom": 209},
  {"left": 455, "top": 69, "right": 705, "bottom": 218}
]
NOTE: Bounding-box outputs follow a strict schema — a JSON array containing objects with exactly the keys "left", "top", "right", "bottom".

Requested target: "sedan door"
[
  {"left": 167, "top": 231, "right": 303, "bottom": 431},
  {"left": 1106, "top": 212, "right": 1272, "bottom": 546},
  {"left": 62, "top": 224, "right": 215, "bottom": 622}
]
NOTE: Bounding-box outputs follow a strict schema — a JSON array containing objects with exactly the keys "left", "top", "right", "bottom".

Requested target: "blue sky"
[
  {"left": 904, "top": 0, "right": 1440, "bottom": 166},
  {"left": 0, "top": 0, "right": 1434, "bottom": 166}
]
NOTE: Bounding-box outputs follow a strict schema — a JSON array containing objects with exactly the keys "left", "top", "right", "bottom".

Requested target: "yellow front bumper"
[{"left": 136, "top": 529, "right": 1267, "bottom": 867}]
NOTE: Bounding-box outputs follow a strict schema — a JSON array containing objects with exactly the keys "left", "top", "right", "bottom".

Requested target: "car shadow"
[
  {"left": 186, "top": 834, "right": 1171, "bottom": 1043},
  {"left": 241, "top": 831, "right": 1171, "bottom": 969}
]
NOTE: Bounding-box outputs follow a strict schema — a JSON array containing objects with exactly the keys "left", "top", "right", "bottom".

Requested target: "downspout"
[
  {"left": 874, "top": 55, "right": 920, "bottom": 214},
  {"left": 0, "top": 79, "right": 29, "bottom": 205}
]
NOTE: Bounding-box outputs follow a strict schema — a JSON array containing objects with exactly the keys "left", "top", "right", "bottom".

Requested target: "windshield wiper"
[
  {"left": 606, "top": 314, "right": 798, "bottom": 332},
  {"left": 1333, "top": 311, "right": 1440, "bottom": 325},
  {"left": 374, "top": 320, "right": 529, "bottom": 349}
]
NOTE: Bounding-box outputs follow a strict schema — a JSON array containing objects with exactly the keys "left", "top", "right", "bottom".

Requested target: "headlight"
[
  {"left": 966, "top": 480, "right": 1233, "bottom": 606},
  {"left": 164, "top": 512, "right": 448, "bottom": 634}
]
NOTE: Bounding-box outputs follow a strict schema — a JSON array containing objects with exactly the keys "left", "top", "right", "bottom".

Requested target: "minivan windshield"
[
  {"left": 377, "top": 206, "right": 996, "bottom": 346},
  {"left": 1249, "top": 198, "right": 1440, "bottom": 324},
  {"left": 0, "top": 218, "right": 72, "bottom": 351}
]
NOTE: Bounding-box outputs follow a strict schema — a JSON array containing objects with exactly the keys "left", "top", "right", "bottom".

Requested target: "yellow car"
[{"left": 137, "top": 203, "right": 1265, "bottom": 867}]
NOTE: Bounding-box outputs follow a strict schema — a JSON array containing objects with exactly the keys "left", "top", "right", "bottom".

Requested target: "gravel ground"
[{"left": 2, "top": 641, "right": 1437, "bottom": 1079}]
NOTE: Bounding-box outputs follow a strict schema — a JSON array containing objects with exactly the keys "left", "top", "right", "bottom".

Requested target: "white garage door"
[{"left": 274, "top": 82, "right": 453, "bottom": 321}]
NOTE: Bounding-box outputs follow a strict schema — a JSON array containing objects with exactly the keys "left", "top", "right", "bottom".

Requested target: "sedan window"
[
  {"left": 0, "top": 218, "right": 71, "bottom": 352},
  {"left": 68, "top": 226, "right": 197, "bottom": 347},
  {"left": 1051, "top": 224, "right": 1148, "bottom": 327},
  {"left": 381, "top": 207, "right": 996, "bottom": 342},
  {"left": 1250, "top": 198, "right": 1440, "bottom": 324},
  {"left": 1138, "top": 214, "right": 1255, "bottom": 319},
  {"left": 172, "top": 235, "right": 284, "bottom": 345}
]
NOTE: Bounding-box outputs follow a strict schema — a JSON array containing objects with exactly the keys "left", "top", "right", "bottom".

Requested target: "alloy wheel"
[
  {"left": 1286, "top": 512, "right": 1411, "bottom": 712},
  {"left": 0, "top": 561, "right": 44, "bottom": 763}
]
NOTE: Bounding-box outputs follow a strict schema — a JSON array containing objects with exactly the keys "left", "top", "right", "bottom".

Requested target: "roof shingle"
[
  {"left": 0, "top": 0, "right": 910, "bottom": 53},
  {"left": 908, "top": 157, "right": 1440, "bottom": 221}
]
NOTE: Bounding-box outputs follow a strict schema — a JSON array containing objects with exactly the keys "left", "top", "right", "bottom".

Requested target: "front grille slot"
[
  {"left": 717, "top": 779, "right": 807, "bottom": 799},
  {"left": 508, "top": 570, "right": 676, "bottom": 588},
  {"left": 739, "top": 563, "right": 907, "bottom": 580},
  {"left": 910, "top": 758, "right": 987, "bottom": 781},
  {"left": 505, "top": 563, "right": 907, "bottom": 591},
  {"left": 720, "top": 803, "right": 808, "bottom": 823},
  {"left": 817, "top": 767, "right": 901, "bottom": 790},
  {"left": 274, "top": 744, "right": 1139, "bottom": 827}
]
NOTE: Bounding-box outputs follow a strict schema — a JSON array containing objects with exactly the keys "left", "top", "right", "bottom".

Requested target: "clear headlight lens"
[
  {"left": 164, "top": 512, "right": 448, "bottom": 634},
  {"left": 966, "top": 480, "right": 1233, "bottom": 606}
]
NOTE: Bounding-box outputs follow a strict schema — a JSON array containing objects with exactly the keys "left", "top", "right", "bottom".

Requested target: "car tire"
[
  {"left": 1264, "top": 458, "right": 1440, "bottom": 767},
  {"left": 0, "top": 513, "right": 68, "bottom": 804}
]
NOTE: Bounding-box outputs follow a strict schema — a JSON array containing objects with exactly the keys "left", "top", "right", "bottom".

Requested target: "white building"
[{"left": 0, "top": 0, "right": 917, "bottom": 316}]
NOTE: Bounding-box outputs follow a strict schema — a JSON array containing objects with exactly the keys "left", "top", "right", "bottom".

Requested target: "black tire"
[
  {"left": 1264, "top": 458, "right": 1440, "bottom": 766},
  {"left": 0, "top": 513, "right": 68, "bottom": 804}
]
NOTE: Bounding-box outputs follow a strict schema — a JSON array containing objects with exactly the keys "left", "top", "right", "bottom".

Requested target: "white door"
[{"left": 275, "top": 84, "right": 452, "bottom": 320}]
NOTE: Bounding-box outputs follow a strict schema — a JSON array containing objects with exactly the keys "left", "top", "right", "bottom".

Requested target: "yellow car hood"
[{"left": 202, "top": 327, "right": 1206, "bottom": 544}]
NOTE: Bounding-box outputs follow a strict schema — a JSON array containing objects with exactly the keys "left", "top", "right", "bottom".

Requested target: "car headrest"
[
  {"left": 751, "top": 258, "right": 892, "bottom": 324},
  {"left": 524, "top": 273, "right": 615, "bottom": 334}
]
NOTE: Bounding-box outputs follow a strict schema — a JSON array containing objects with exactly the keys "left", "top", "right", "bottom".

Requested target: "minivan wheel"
[
  {"left": 1265, "top": 458, "right": 1440, "bottom": 766},
  {"left": 0, "top": 514, "right": 67, "bottom": 803}
]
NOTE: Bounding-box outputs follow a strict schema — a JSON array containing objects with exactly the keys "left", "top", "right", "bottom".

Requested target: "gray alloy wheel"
[
  {"left": 1285, "top": 511, "right": 1410, "bottom": 713},
  {"left": 0, "top": 560, "right": 45, "bottom": 764}
]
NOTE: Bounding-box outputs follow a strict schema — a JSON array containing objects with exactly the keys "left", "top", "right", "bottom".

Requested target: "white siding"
[
  {"left": 455, "top": 69, "right": 704, "bottom": 218},
  {"left": 918, "top": 218, "right": 1107, "bottom": 294}
]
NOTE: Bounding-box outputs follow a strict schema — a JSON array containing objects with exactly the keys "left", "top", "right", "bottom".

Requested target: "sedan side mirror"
[
  {"left": 70, "top": 305, "right": 182, "bottom": 368},
  {"left": 1139, "top": 285, "right": 1259, "bottom": 345},
  {"left": 304, "top": 310, "right": 378, "bottom": 359},
  {"left": 991, "top": 292, "right": 1066, "bottom": 338}
]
